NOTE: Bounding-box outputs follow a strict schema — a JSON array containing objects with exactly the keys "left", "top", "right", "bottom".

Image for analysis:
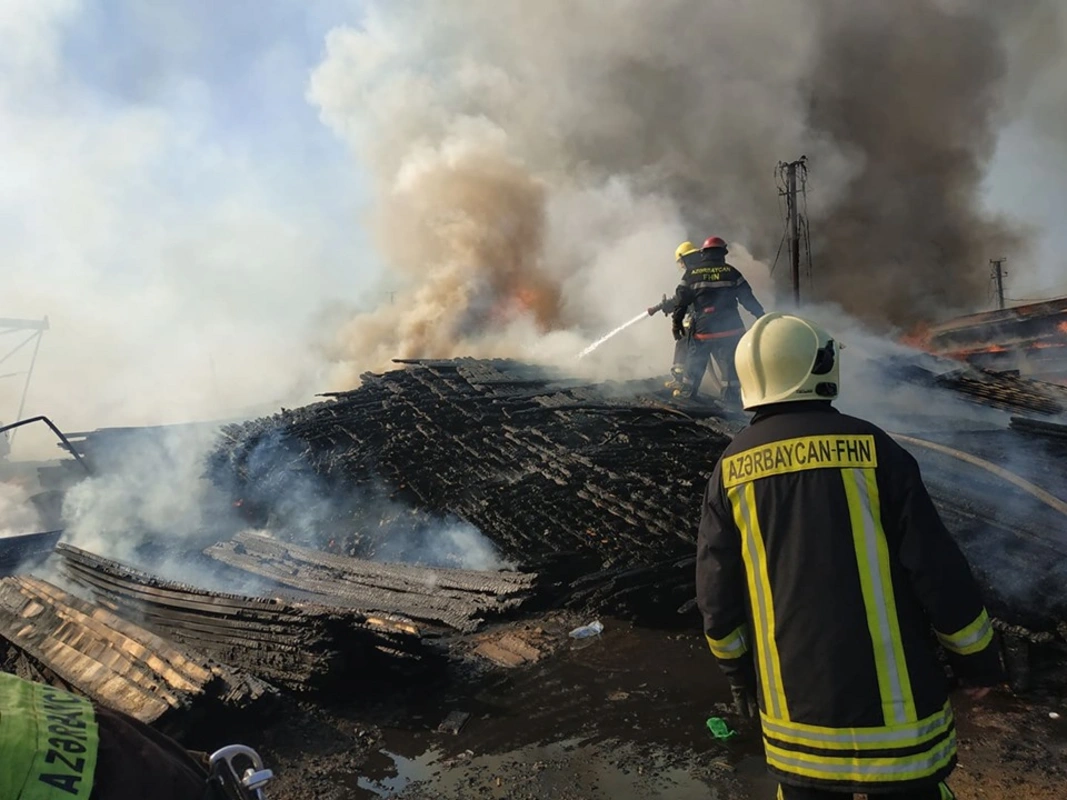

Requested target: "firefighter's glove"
[
  {"left": 672, "top": 321, "right": 685, "bottom": 341},
  {"left": 728, "top": 678, "right": 759, "bottom": 720}
]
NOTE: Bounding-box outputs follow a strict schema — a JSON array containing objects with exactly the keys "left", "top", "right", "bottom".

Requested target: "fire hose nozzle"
[{"left": 648, "top": 294, "right": 670, "bottom": 316}]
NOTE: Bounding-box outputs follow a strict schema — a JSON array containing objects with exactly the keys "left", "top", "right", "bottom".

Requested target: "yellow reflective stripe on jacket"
[
  {"left": 0, "top": 672, "right": 99, "bottom": 800},
  {"left": 760, "top": 700, "right": 953, "bottom": 752},
  {"left": 764, "top": 728, "right": 956, "bottom": 784},
  {"left": 0, "top": 673, "right": 38, "bottom": 800},
  {"left": 722, "top": 434, "right": 877, "bottom": 488},
  {"left": 936, "top": 609, "right": 994, "bottom": 656},
  {"left": 706, "top": 625, "right": 749, "bottom": 660},
  {"left": 939, "top": 781, "right": 956, "bottom": 799},
  {"left": 729, "top": 481, "right": 789, "bottom": 721},
  {"left": 841, "top": 467, "right": 917, "bottom": 725}
]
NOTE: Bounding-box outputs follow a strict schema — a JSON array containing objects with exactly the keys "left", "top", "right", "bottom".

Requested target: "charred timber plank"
[
  {"left": 226, "top": 532, "right": 539, "bottom": 594},
  {"left": 202, "top": 534, "right": 542, "bottom": 632},
  {"left": 1010, "top": 416, "right": 1067, "bottom": 440},
  {"left": 0, "top": 576, "right": 266, "bottom": 729},
  {"left": 206, "top": 545, "right": 497, "bottom": 633},
  {"left": 56, "top": 544, "right": 426, "bottom": 691}
]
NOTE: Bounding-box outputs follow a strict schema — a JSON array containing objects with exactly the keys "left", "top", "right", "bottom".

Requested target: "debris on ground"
[
  {"left": 3, "top": 356, "right": 1066, "bottom": 798},
  {"left": 706, "top": 717, "right": 737, "bottom": 741},
  {"left": 568, "top": 620, "right": 605, "bottom": 639},
  {"left": 0, "top": 575, "right": 269, "bottom": 734},
  {"left": 472, "top": 627, "right": 551, "bottom": 669},
  {"left": 437, "top": 710, "right": 471, "bottom": 735}
]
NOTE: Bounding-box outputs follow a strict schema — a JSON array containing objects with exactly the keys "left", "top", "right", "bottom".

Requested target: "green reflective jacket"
[{"left": 0, "top": 672, "right": 99, "bottom": 800}]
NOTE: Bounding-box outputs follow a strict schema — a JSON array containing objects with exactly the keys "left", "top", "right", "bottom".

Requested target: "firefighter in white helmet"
[{"left": 695, "top": 312, "right": 1003, "bottom": 799}]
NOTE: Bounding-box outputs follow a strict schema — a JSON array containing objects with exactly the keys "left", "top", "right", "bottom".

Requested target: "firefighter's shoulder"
[{"left": 719, "top": 411, "right": 903, "bottom": 488}]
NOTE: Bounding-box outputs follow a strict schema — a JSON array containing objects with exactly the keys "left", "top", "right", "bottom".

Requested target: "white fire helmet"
[{"left": 734, "top": 312, "right": 843, "bottom": 410}]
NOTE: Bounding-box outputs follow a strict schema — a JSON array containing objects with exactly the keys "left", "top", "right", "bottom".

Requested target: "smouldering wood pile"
[
  {"left": 207, "top": 359, "right": 739, "bottom": 576},
  {"left": 206, "top": 358, "right": 1067, "bottom": 634},
  {"left": 204, "top": 531, "right": 545, "bottom": 633},
  {"left": 0, "top": 575, "right": 269, "bottom": 734},
  {"left": 57, "top": 543, "right": 428, "bottom": 692}
]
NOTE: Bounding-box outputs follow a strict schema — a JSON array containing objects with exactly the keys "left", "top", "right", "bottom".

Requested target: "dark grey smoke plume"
[
  {"left": 804, "top": 0, "right": 1030, "bottom": 328},
  {"left": 310, "top": 0, "right": 1063, "bottom": 380}
]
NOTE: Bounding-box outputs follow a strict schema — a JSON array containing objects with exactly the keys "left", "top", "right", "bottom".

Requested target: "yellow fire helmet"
[{"left": 674, "top": 241, "right": 699, "bottom": 262}]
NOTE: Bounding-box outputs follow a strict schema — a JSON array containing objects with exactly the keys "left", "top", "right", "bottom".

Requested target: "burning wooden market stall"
[{"left": 912, "top": 296, "right": 1067, "bottom": 384}]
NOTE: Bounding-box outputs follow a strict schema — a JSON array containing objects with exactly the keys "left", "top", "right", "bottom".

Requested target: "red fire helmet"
[{"left": 702, "top": 236, "right": 728, "bottom": 251}]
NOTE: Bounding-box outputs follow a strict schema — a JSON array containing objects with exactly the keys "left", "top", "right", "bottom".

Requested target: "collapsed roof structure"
[{"left": 1, "top": 350, "right": 1066, "bottom": 723}]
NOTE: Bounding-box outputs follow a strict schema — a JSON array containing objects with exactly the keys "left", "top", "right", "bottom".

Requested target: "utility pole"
[
  {"left": 778, "top": 156, "right": 807, "bottom": 306},
  {"left": 990, "top": 258, "right": 1006, "bottom": 310}
]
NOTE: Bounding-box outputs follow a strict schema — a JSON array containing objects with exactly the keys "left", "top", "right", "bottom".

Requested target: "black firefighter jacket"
[
  {"left": 671, "top": 252, "right": 764, "bottom": 341},
  {"left": 695, "top": 402, "right": 1003, "bottom": 794}
]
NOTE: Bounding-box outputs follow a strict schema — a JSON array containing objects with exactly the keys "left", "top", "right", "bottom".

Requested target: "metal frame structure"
[{"left": 0, "top": 316, "right": 49, "bottom": 446}]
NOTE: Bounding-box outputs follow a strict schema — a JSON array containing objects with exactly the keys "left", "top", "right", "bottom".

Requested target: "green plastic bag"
[{"left": 705, "top": 716, "right": 737, "bottom": 740}]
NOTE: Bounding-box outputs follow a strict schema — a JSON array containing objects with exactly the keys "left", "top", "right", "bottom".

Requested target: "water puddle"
[
  {"left": 348, "top": 737, "right": 735, "bottom": 800},
  {"left": 334, "top": 619, "right": 772, "bottom": 798}
]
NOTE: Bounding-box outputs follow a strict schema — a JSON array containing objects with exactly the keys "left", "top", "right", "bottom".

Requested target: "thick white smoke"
[
  {"left": 310, "top": 0, "right": 1067, "bottom": 386},
  {"left": 0, "top": 1, "right": 365, "bottom": 460},
  {"left": 0, "top": 481, "right": 42, "bottom": 539},
  {"left": 2, "top": 0, "right": 1065, "bottom": 469}
]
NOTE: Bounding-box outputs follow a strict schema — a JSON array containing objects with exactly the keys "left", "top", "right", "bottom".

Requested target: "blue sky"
[
  {"left": 56, "top": 0, "right": 377, "bottom": 287},
  {"left": 0, "top": 0, "right": 386, "bottom": 447}
]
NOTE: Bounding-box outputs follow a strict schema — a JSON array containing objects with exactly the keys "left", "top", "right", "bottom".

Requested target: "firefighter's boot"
[
  {"left": 722, "top": 384, "right": 742, "bottom": 410},
  {"left": 664, "top": 365, "right": 686, "bottom": 391}
]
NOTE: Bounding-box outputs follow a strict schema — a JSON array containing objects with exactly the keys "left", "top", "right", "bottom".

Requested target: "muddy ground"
[{"left": 212, "top": 613, "right": 1067, "bottom": 800}]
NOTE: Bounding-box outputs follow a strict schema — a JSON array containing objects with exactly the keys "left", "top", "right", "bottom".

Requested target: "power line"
[{"left": 769, "top": 216, "right": 789, "bottom": 276}]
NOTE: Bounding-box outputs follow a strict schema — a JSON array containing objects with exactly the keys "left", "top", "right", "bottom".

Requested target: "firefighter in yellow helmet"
[
  {"left": 648, "top": 242, "right": 702, "bottom": 390},
  {"left": 669, "top": 237, "right": 764, "bottom": 405},
  {"left": 695, "top": 312, "right": 1003, "bottom": 800}
]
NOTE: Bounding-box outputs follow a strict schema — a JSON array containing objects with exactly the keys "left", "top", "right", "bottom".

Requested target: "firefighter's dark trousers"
[
  {"left": 777, "top": 780, "right": 955, "bottom": 799},
  {"left": 682, "top": 331, "right": 742, "bottom": 400},
  {"left": 668, "top": 334, "right": 690, "bottom": 384}
]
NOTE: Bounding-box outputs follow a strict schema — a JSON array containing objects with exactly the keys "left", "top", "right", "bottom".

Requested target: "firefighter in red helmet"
[{"left": 669, "top": 236, "right": 764, "bottom": 406}]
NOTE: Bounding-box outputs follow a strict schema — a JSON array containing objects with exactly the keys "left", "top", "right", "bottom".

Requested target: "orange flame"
[
  {"left": 899, "top": 322, "right": 932, "bottom": 351},
  {"left": 489, "top": 280, "right": 561, "bottom": 331}
]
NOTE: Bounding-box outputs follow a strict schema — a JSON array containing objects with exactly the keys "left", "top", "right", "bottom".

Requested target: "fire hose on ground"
[{"left": 890, "top": 433, "right": 1067, "bottom": 520}]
